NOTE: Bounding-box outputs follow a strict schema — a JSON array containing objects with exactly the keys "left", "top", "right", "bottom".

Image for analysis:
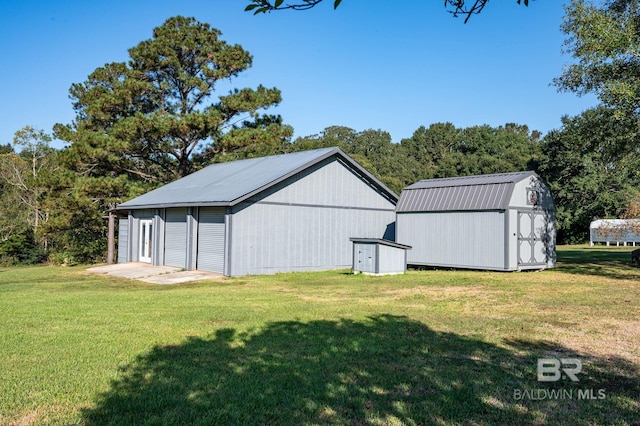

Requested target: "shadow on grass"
[
  {"left": 83, "top": 315, "right": 639, "bottom": 425},
  {"left": 504, "top": 338, "right": 640, "bottom": 394},
  {"left": 556, "top": 247, "right": 640, "bottom": 280},
  {"left": 558, "top": 248, "right": 633, "bottom": 264}
]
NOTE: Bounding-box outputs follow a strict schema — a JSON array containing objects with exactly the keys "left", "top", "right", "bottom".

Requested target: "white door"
[
  {"left": 355, "top": 244, "right": 375, "bottom": 273},
  {"left": 139, "top": 219, "right": 153, "bottom": 263},
  {"left": 518, "top": 211, "right": 547, "bottom": 267}
]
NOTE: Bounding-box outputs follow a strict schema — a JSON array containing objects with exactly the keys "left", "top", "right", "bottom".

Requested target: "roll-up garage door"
[
  {"left": 197, "top": 208, "right": 225, "bottom": 273},
  {"left": 164, "top": 208, "right": 188, "bottom": 268}
]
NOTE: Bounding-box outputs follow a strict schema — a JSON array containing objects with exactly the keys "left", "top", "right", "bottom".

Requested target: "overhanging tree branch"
[{"left": 245, "top": 0, "right": 530, "bottom": 23}]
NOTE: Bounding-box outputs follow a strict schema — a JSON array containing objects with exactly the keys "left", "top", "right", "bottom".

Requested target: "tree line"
[
  {"left": 2, "top": 0, "right": 639, "bottom": 265},
  {"left": 3, "top": 113, "right": 637, "bottom": 265}
]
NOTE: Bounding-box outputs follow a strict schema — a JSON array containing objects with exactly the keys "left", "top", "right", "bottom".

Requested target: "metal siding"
[
  {"left": 155, "top": 210, "right": 166, "bottom": 266},
  {"left": 254, "top": 158, "right": 396, "bottom": 210},
  {"left": 130, "top": 218, "right": 140, "bottom": 262},
  {"left": 377, "top": 244, "right": 407, "bottom": 274},
  {"left": 164, "top": 208, "right": 188, "bottom": 268},
  {"left": 127, "top": 213, "right": 134, "bottom": 263},
  {"left": 197, "top": 207, "right": 225, "bottom": 273},
  {"left": 509, "top": 176, "right": 556, "bottom": 211},
  {"left": 226, "top": 156, "right": 396, "bottom": 276},
  {"left": 117, "top": 218, "right": 128, "bottom": 263},
  {"left": 186, "top": 208, "right": 198, "bottom": 270},
  {"left": 506, "top": 209, "right": 519, "bottom": 269},
  {"left": 503, "top": 208, "right": 511, "bottom": 269},
  {"left": 224, "top": 210, "right": 232, "bottom": 276},
  {"left": 397, "top": 211, "right": 505, "bottom": 270},
  {"left": 230, "top": 203, "right": 395, "bottom": 276},
  {"left": 547, "top": 210, "right": 557, "bottom": 268}
]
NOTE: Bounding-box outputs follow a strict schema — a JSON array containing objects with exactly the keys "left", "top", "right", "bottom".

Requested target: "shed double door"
[
  {"left": 197, "top": 208, "right": 225, "bottom": 273},
  {"left": 518, "top": 210, "right": 548, "bottom": 267},
  {"left": 354, "top": 243, "right": 375, "bottom": 273}
]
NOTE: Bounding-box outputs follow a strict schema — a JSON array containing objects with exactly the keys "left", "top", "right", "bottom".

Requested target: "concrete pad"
[
  {"left": 139, "top": 270, "right": 224, "bottom": 284},
  {"left": 88, "top": 263, "right": 181, "bottom": 279},
  {"left": 87, "top": 263, "right": 223, "bottom": 284}
]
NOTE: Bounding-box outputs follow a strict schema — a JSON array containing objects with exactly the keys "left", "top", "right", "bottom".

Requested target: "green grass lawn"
[{"left": 0, "top": 245, "right": 639, "bottom": 425}]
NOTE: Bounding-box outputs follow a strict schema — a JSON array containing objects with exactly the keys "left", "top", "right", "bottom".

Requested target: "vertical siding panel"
[
  {"left": 398, "top": 211, "right": 505, "bottom": 270},
  {"left": 229, "top": 203, "right": 395, "bottom": 275},
  {"left": 377, "top": 244, "right": 406, "bottom": 274},
  {"left": 117, "top": 218, "right": 128, "bottom": 263},
  {"left": 155, "top": 210, "right": 166, "bottom": 267},
  {"left": 259, "top": 159, "right": 394, "bottom": 210},
  {"left": 130, "top": 214, "right": 140, "bottom": 262}
]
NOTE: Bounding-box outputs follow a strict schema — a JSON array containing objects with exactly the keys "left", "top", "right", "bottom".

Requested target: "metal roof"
[
  {"left": 349, "top": 238, "right": 412, "bottom": 250},
  {"left": 403, "top": 171, "right": 536, "bottom": 190},
  {"left": 590, "top": 219, "right": 640, "bottom": 229},
  {"left": 117, "top": 147, "right": 398, "bottom": 210},
  {"left": 397, "top": 171, "right": 536, "bottom": 212}
]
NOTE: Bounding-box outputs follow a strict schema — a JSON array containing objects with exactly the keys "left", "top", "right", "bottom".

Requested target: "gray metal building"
[
  {"left": 396, "top": 171, "right": 556, "bottom": 271},
  {"left": 115, "top": 147, "right": 398, "bottom": 276}
]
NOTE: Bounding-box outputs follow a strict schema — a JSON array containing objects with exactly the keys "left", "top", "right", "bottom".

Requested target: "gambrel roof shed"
[
  {"left": 396, "top": 171, "right": 556, "bottom": 271},
  {"left": 116, "top": 147, "right": 398, "bottom": 276}
]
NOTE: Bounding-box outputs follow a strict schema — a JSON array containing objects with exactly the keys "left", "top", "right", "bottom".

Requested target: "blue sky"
[{"left": 0, "top": 0, "right": 597, "bottom": 149}]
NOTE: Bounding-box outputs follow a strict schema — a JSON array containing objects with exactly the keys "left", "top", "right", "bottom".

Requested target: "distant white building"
[{"left": 590, "top": 219, "right": 640, "bottom": 246}]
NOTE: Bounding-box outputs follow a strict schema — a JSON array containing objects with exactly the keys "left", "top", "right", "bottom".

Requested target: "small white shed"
[
  {"left": 396, "top": 171, "right": 556, "bottom": 271},
  {"left": 350, "top": 238, "right": 411, "bottom": 275}
]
